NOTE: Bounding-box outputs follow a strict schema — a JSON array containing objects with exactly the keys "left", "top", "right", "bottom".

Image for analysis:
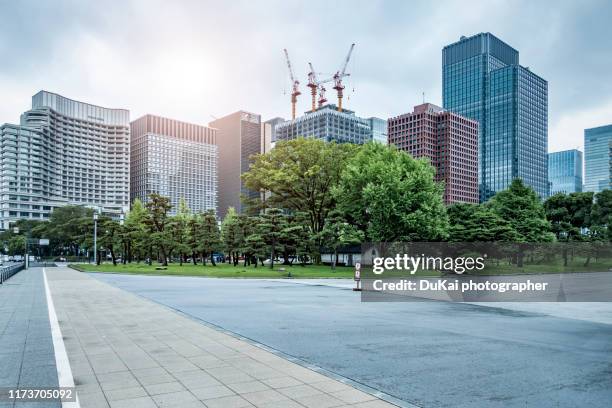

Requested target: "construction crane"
[
  {"left": 307, "top": 63, "right": 333, "bottom": 112},
  {"left": 317, "top": 83, "right": 329, "bottom": 109},
  {"left": 332, "top": 43, "right": 355, "bottom": 112},
  {"left": 283, "top": 49, "right": 301, "bottom": 120}
]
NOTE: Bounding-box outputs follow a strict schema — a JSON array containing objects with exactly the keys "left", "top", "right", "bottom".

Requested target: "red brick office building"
[{"left": 388, "top": 103, "right": 479, "bottom": 204}]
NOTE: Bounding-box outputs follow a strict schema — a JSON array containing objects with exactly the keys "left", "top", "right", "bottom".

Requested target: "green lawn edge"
[
  {"left": 70, "top": 262, "right": 358, "bottom": 279},
  {"left": 70, "top": 259, "right": 611, "bottom": 279}
]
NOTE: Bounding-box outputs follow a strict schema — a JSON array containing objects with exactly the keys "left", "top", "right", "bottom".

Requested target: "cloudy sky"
[{"left": 1, "top": 0, "right": 610, "bottom": 152}]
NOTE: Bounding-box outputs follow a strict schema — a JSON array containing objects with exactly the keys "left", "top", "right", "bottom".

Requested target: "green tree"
[
  {"left": 221, "top": 207, "right": 241, "bottom": 265},
  {"left": 591, "top": 189, "right": 612, "bottom": 241},
  {"left": 241, "top": 216, "right": 265, "bottom": 267},
  {"left": 544, "top": 192, "right": 595, "bottom": 266},
  {"left": 488, "top": 179, "right": 554, "bottom": 267},
  {"left": 8, "top": 235, "right": 26, "bottom": 257},
  {"left": 98, "top": 217, "right": 121, "bottom": 265},
  {"left": 242, "top": 138, "right": 357, "bottom": 238},
  {"left": 290, "top": 212, "right": 317, "bottom": 266},
  {"left": 544, "top": 192, "right": 593, "bottom": 241},
  {"left": 44, "top": 206, "right": 94, "bottom": 257},
  {"left": 123, "top": 199, "right": 148, "bottom": 263},
  {"left": 448, "top": 203, "right": 518, "bottom": 242},
  {"left": 187, "top": 213, "right": 202, "bottom": 265},
  {"left": 144, "top": 193, "right": 172, "bottom": 266},
  {"left": 334, "top": 142, "right": 449, "bottom": 241},
  {"left": 169, "top": 198, "right": 192, "bottom": 265},
  {"left": 319, "top": 211, "right": 364, "bottom": 269},
  {"left": 198, "top": 209, "right": 221, "bottom": 266},
  {"left": 258, "top": 208, "right": 287, "bottom": 269},
  {"left": 583, "top": 189, "right": 612, "bottom": 266},
  {"left": 488, "top": 179, "right": 555, "bottom": 243}
]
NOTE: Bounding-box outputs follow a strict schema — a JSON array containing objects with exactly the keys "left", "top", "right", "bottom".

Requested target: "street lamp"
[
  {"left": 12, "top": 227, "right": 20, "bottom": 265},
  {"left": 93, "top": 212, "right": 99, "bottom": 265}
]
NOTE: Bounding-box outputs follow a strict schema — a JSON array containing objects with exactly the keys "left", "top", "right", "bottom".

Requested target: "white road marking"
[{"left": 43, "top": 268, "right": 81, "bottom": 408}]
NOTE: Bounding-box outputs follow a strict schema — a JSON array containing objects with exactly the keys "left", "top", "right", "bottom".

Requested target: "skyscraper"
[
  {"left": 0, "top": 91, "right": 130, "bottom": 230},
  {"left": 130, "top": 115, "right": 218, "bottom": 215},
  {"left": 584, "top": 124, "right": 612, "bottom": 192},
  {"left": 264, "top": 117, "right": 285, "bottom": 142},
  {"left": 275, "top": 104, "right": 385, "bottom": 145},
  {"left": 388, "top": 103, "right": 479, "bottom": 204},
  {"left": 548, "top": 149, "right": 583, "bottom": 194},
  {"left": 368, "top": 117, "right": 388, "bottom": 144},
  {"left": 210, "top": 111, "right": 271, "bottom": 218},
  {"left": 443, "top": 33, "right": 548, "bottom": 201}
]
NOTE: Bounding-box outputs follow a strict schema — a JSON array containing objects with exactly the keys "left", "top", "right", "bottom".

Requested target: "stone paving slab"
[
  {"left": 0, "top": 268, "right": 60, "bottom": 408},
  {"left": 46, "top": 267, "right": 397, "bottom": 408}
]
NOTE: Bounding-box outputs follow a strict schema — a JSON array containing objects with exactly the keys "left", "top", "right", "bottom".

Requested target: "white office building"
[{"left": 0, "top": 91, "right": 130, "bottom": 229}]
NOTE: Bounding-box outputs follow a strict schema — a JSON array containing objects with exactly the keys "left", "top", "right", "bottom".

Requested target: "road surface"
[{"left": 93, "top": 273, "right": 612, "bottom": 408}]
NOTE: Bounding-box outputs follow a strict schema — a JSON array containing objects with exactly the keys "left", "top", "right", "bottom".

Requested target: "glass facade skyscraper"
[
  {"left": 584, "top": 124, "right": 612, "bottom": 192},
  {"left": 368, "top": 117, "right": 388, "bottom": 144},
  {"left": 264, "top": 117, "right": 285, "bottom": 142},
  {"left": 130, "top": 115, "right": 218, "bottom": 215},
  {"left": 548, "top": 149, "right": 583, "bottom": 194},
  {"left": 0, "top": 91, "right": 130, "bottom": 230},
  {"left": 443, "top": 33, "right": 548, "bottom": 201}
]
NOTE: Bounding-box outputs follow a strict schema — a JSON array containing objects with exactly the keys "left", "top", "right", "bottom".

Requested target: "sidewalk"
[
  {"left": 46, "top": 267, "right": 396, "bottom": 408},
  {"left": 0, "top": 268, "right": 60, "bottom": 408}
]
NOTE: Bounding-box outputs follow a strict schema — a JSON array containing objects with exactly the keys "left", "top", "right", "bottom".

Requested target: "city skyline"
[{"left": 1, "top": 0, "right": 611, "bottom": 154}]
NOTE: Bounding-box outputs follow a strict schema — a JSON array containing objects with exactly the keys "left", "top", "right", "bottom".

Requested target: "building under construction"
[{"left": 274, "top": 104, "right": 386, "bottom": 145}]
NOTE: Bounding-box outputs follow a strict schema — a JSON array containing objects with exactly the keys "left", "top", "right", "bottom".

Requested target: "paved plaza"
[
  {"left": 45, "top": 267, "right": 398, "bottom": 408},
  {"left": 2, "top": 266, "right": 612, "bottom": 408},
  {"left": 95, "top": 272, "right": 612, "bottom": 408}
]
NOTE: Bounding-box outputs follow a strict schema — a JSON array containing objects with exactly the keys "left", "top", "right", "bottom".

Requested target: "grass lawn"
[
  {"left": 72, "top": 256, "right": 610, "bottom": 279},
  {"left": 72, "top": 262, "right": 358, "bottom": 279}
]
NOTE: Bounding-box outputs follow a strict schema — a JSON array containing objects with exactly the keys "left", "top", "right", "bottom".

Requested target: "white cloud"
[
  {"left": 0, "top": 0, "right": 610, "bottom": 152},
  {"left": 549, "top": 98, "right": 612, "bottom": 153}
]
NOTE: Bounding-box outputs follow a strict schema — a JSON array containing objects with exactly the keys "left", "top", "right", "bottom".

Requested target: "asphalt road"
[{"left": 93, "top": 273, "right": 612, "bottom": 408}]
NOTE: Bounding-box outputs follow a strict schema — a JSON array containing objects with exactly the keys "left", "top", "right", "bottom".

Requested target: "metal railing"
[{"left": 0, "top": 263, "right": 25, "bottom": 284}]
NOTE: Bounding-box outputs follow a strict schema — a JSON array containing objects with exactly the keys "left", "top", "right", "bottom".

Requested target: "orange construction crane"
[
  {"left": 283, "top": 49, "right": 301, "bottom": 120},
  {"left": 333, "top": 43, "right": 355, "bottom": 112}
]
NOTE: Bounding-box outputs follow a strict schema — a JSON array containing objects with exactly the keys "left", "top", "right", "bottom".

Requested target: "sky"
[{"left": 1, "top": 0, "right": 611, "bottom": 153}]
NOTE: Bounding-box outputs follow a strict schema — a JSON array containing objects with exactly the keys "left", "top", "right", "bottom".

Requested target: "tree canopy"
[
  {"left": 488, "top": 179, "right": 555, "bottom": 243},
  {"left": 242, "top": 138, "right": 357, "bottom": 236},
  {"left": 334, "top": 142, "right": 449, "bottom": 241}
]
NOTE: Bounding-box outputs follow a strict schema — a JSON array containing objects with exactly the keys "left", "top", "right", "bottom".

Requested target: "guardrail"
[{"left": 0, "top": 263, "right": 25, "bottom": 284}]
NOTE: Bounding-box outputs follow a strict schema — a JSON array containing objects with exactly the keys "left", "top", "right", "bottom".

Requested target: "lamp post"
[
  {"left": 93, "top": 212, "right": 99, "bottom": 265},
  {"left": 12, "top": 227, "right": 20, "bottom": 265}
]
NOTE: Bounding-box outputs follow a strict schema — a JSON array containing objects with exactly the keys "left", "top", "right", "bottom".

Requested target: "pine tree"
[
  {"left": 258, "top": 208, "right": 287, "bottom": 269},
  {"left": 144, "top": 193, "right": 172, "bottom": 266},
  {"left": 199, "top": 209, "right": 221, "bottom": 266}
]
